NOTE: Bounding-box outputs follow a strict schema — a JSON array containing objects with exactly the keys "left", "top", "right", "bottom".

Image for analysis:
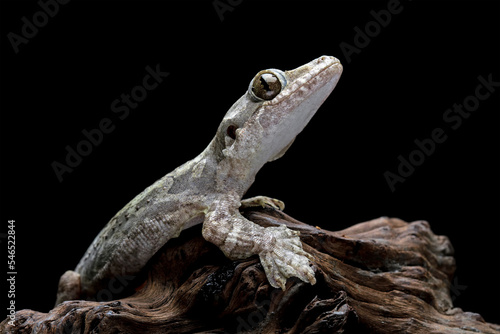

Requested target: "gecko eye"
[
  {"left": 252, "top": 73, "right": 281, "bottom": 100},
  {"left": 248, "top": 69, "right": 287, "bottom": 102},
  {"left": 226, "top": 125, "right": 238, "bottom": 140}
]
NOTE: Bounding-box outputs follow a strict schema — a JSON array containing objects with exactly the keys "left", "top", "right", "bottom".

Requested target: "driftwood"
[{"left": 2, "top": 208, "right": 499, "bottom": 333}]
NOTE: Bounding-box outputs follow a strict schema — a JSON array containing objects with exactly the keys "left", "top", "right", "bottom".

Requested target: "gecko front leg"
[{"left": 202, "top": 195, "right": 316, "bottom": 290}]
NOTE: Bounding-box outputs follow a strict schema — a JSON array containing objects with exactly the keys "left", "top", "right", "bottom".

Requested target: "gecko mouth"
[{"left": 264, "top": 56, "right": 342, "bottom": 108}]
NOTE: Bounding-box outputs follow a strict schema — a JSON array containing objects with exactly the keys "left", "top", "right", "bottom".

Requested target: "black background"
[{"left": 1, "top": 0, "right": 499, "bottom": 325}]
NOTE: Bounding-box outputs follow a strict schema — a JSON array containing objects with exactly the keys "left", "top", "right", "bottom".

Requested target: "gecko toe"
[{"left": 258, "top": 225, "right": 316, "bottom": 289}]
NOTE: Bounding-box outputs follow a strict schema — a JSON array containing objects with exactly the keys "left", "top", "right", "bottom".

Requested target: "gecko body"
[{"left": 56, "top": 56, "right": 343, "bottom": 304}]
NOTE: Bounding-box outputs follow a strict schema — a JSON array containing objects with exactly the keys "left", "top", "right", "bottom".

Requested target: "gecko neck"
[{"left": 201, "top": 137, "right": 258, "bottom": 199}]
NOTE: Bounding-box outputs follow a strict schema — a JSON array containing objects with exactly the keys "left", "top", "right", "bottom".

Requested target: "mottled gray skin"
[{"left": 56, "top": 56, "right": 343, "bottom": 305}]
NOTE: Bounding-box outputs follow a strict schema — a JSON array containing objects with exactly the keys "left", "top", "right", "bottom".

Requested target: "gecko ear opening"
[{"left": 226, "top": 125, "right": 238, "bottom": 140}]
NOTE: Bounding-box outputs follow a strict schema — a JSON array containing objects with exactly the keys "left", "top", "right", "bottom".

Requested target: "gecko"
[{"left": 55, "top": 56, "right": 343, "bottom": 305}]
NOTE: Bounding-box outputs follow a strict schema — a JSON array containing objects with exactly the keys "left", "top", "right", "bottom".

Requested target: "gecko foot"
[
  {"left": 258, "top": 225, "right": 316, "bottom": 290},
  {"left": 241, "top": 196, "right": 285, "bottom": 211}
]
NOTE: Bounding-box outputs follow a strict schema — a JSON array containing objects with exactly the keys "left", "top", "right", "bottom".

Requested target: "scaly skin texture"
[{"left": 56, "top": 56, "right": 343, "bottom": 305}]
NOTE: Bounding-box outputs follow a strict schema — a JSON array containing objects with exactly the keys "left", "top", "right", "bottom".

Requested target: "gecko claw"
[{"left": 258, "top": 225, "right": 316, "bottom": 290}]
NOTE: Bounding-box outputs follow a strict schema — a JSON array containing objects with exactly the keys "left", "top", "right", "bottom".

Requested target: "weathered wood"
[{"left": 2, "top": 209, "right": 499, "bottom": 333}]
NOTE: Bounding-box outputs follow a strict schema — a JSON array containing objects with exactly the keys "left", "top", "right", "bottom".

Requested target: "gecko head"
[{"left": 216, "top": 56, "right": 342, "bottom": 179}]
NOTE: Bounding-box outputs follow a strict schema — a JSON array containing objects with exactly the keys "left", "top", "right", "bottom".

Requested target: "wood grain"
[{"left": 2, "top": 208, "right": 499, "bottom": 333}]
